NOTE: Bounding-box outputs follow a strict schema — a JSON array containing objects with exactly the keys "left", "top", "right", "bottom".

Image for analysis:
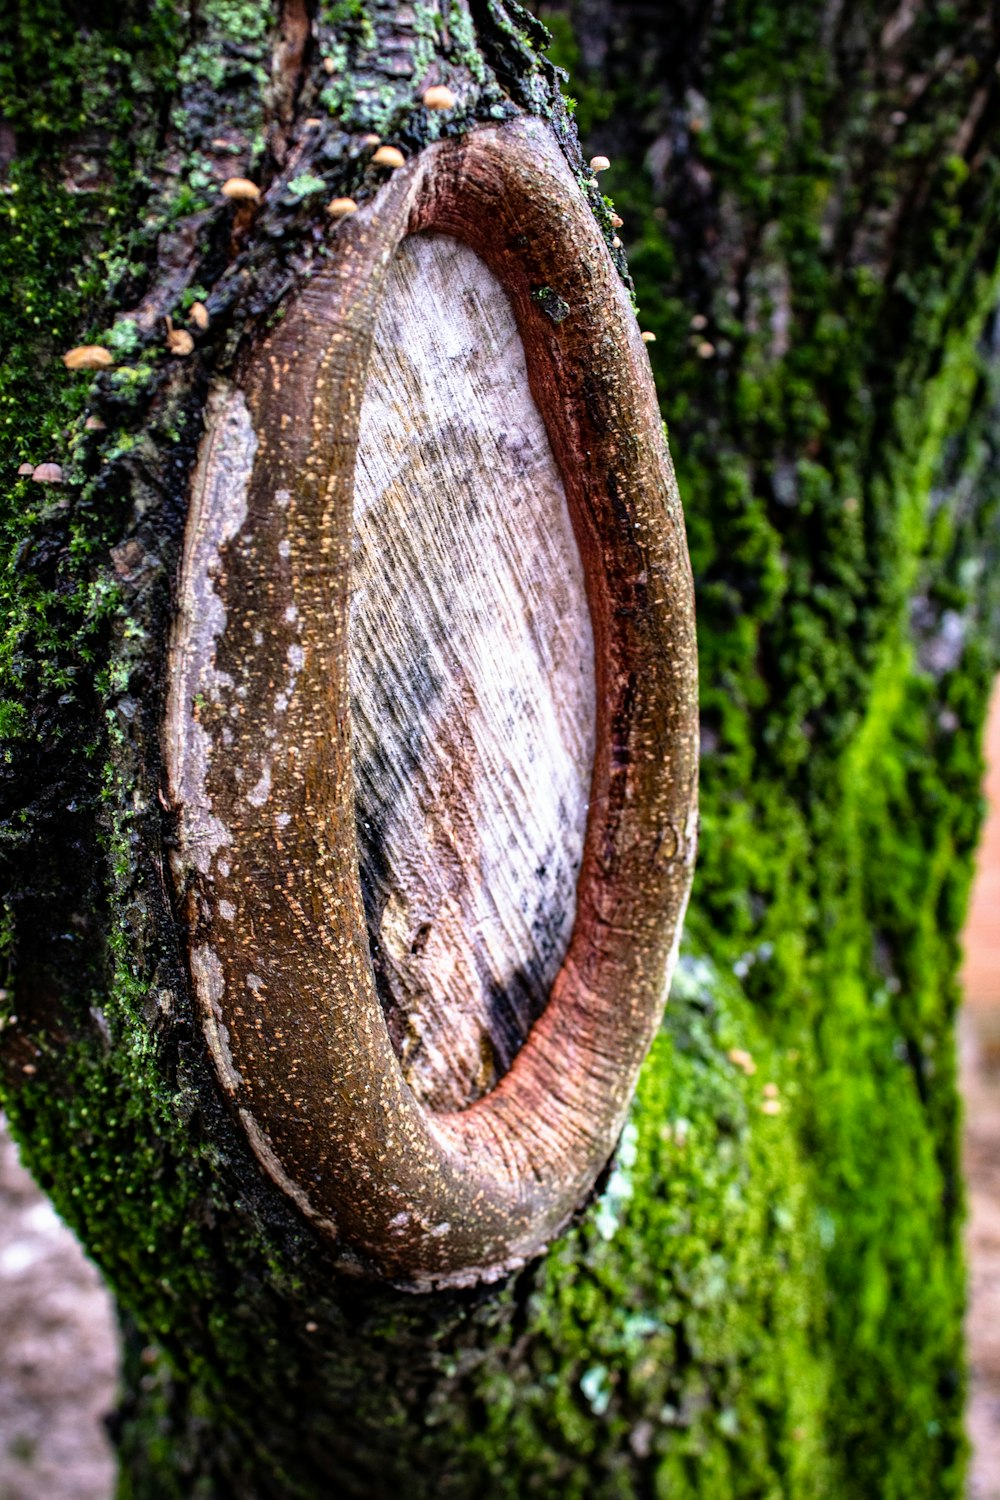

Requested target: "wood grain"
[
  {"left": 352, "top": 232, "right": 595, "bottom": 1112},
  {"left": 165, "top": 118, "right": 699, "bottom": 1289}
]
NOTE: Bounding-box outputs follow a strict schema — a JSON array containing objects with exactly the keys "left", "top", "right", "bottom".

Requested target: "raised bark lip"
[{"left": 165, "top": 116, "right": 699, "bottom": 1291}]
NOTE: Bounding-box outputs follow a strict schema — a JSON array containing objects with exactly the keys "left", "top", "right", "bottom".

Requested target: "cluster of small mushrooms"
[{"left": 22, "top": 89, "right": 659, "bottom": 487}]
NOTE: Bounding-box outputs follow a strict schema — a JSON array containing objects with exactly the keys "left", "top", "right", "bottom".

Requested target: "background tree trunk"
[{"left": 2, "top": 1, "right": 999, "bottom": 1497}]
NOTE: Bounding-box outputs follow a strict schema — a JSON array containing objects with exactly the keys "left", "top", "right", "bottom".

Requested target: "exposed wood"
[
  {"left": 165, "top": 117, "right": 698, "bottom": 1289},
  {"left": 352, "top": 232, "right": 595, "bottom": 1112}
]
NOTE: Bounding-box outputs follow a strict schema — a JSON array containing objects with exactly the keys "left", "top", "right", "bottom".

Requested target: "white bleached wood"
[{"left": 351, "top": 233, "right": 596, "bottom": 1112}]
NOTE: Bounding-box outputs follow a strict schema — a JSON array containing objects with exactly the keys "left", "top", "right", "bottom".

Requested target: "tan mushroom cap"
[
  {"left": 221, "top": 177, "right": 261, "bottom": 203},
  {"left": 167, "top": 327, "right": 195, "bottom": 357},
  {"left": 32, "top": 463, "right": 64, "bottom": 483},
  {"left": 372, "top": 145, "right": 406, "bottom": 169},
  {"left": 422, "top": 85, "right": 457, "bottom": 111},
  {"left": 63, "top": 345, "right": 114, "bottom": 371}
]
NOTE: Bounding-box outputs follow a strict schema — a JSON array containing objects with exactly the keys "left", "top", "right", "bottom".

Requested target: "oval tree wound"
[{"left": 165, "top": 117, "right": 699, "bottom": 1290}]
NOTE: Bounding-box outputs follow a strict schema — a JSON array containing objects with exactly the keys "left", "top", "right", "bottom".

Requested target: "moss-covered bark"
[
  {"left": 0, "top": 1, "right": 998, "bottom": 1496},
  {"left": 534, "top": 2, "right": 1000, "bottom": 1494}
]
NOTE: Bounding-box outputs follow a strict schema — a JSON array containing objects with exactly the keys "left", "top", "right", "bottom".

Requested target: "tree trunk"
[{"left": 2, "top": 2, "right": 999, "bottom": 1497}]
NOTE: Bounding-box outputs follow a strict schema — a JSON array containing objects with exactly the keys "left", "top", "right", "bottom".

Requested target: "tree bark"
[
  {"left": 164, "top": 117, "right": 697, "bottom": 1289},
  {"left": 2, "top": 2, "right": 999, "bottom": 1498}
]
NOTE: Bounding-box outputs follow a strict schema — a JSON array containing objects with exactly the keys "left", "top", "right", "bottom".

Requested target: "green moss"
[
  {"left": 533, "top": 0, "right": 1000, "bottom": 1493},
  {"left": 431, "top": 960, "right": 830, "bottom": 1499}
]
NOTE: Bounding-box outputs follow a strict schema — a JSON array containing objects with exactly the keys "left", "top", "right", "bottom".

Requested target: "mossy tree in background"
[
  {"left": 529, "top": 5, "right": 1000, "bottom": 1491},
  {"left": 1, "top": 1, "right": 999, "bottom": 1497}
]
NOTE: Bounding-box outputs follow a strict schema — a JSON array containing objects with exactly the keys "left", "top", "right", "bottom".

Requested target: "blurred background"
[{"left": 963, "top": 680, "right": 1000, "bottom": 1500}]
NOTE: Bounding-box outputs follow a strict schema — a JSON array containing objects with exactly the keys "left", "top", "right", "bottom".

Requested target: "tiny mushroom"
[
  {"left": 590, "top": 154, "right": 611, "bottom": 172},
  {"left": 322, "top": 56, "right": 336, "bottom": 74},
  {"left": 84, "top": 415, "right": 107, "bottom": 431},
  {"left": 360, "top": 133, "right": 382, "bottom": 146},
  {"left": 221, "top": 177, "right": 261, "bottom": 203},
  {"left": 327, "top": 196, "right": 359, "bottom": 219},
  {"left": 189, "top": 302, "right": 210, "bottom": 331},
  {"left": 372, "top": 145, "right": 405, "bottom": 169},
  {"left": 640, "top": 331, "right": 656, "bottom": 343},
  {"left": 611, "top": 213, "right": 624, "bottom": 229},
  {"left": 17, "top": 462, "right": 33, "bottom": 476},
  {"left": 422, "top": 84, "right": 457, "bottom": 111},
  {"left": 612, "top": 236, "right": 622, "bottom": 249},
  {"left": 32, "top": 463, "right": 63, "bottom": 484},
  {"left": 62, "top": 345, "right": 114, "bottom": 371},
  {"left": 166, "top": 321, "right": 195, "bottom": 357}
]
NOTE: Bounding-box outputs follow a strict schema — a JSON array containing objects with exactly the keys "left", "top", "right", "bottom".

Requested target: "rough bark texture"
[{"left": 1, "top": 1, "right": 999, "bottom": 1498}]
